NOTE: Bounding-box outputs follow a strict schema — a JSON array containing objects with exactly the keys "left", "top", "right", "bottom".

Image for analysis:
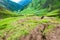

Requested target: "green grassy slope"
[
  {"left": 0, "top": 0, "right": 60, "bottom": 39},
  {"left": 0, "top": 7, "right": 60, "bottom": 40},
  {"left": 0, "top": 16, "right": 50, "bottom": 40}
]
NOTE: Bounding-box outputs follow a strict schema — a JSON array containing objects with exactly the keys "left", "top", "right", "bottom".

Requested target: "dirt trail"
[
  {"left": 19, "top": 24, "right": 45, "bottom": 40},
  {"left": 19, "top": 23, "right": 60, "bottom": 40},
  {"left": 18, "top": 17, "right": 60, "bottom": 40},
  {"left": 45, "top": 24, "right": 60, "bottom": 40}
]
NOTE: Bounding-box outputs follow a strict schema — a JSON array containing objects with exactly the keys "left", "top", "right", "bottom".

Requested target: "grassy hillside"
[
  {"left": 0, "top": 0, "right": 60, "bottom": 40},
  {"left": 0, "top": 9, "right": 60, "bottom": 40}
]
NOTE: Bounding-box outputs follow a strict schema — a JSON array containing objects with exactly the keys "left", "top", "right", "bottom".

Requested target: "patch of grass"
[
  {"left": 0, "top": 9, "right": 20, "bottom": 19},
  {"left": 19, "top": 8, "right": 48, "bottom": 16},
  {"left": 0, "top": 16, "right": 49, "bottom": 40},
  {"left": 43, "top": 25, "right": 55, "bottom": 35},
  {"left": 46, "top": 9, "right": 60, "bottom": 16},
  {"left": 7, "top": 17, "right": 49, "bottom": 40}
]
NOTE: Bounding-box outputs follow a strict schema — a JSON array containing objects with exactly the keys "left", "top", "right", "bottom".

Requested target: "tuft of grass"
[
  {"left": 43, "top": 25, "right": 55, "bottom": 35},
  {"left": 46, "top": 9, "right": 60, "bottom": 16}
]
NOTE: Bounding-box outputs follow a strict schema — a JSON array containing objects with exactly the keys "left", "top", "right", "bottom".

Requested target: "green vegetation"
[
  {"left": 0, "top": 16, "right": 49, "bottom": 40},
  {"left": 0, "top": 0, "right": 60, "bottom": 40}
]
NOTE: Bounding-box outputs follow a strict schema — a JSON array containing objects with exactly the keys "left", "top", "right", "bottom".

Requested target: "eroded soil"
[
  {"left": 45, "top": 24, "right": 60, "bottom": 40},
  {"left": 19, "top": 23, "right": 60, "bottom": 40}
]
